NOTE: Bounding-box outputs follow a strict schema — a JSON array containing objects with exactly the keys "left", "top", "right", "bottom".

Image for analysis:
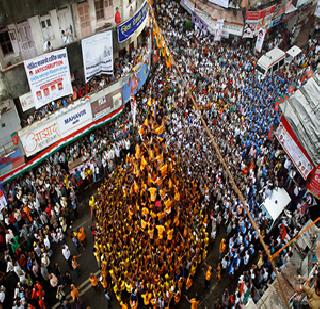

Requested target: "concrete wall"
[
  {"left": 0, "top": 0, "right": 79, "bottom": 27},
  {"left": 0, "top": 101, "right": 21, "bottom": 147},
  {"left": 1, "top": 65, "right": 29, "bottom": 100},
  {"left": 0, "top": 0, "right": 146, "bottom": 103}
]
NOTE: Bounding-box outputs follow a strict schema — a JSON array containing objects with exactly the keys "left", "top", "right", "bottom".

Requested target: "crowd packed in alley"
[{"left": 0, "top": 0, "right": 319, "bottom": 308}]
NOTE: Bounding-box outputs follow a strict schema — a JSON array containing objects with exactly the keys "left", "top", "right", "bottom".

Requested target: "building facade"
[{"left": 0, "top": 0, "right": 148, "bottom": 177}]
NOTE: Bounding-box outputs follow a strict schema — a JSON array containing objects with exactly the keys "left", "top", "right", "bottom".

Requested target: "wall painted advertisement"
[
  {"left": 81, "top": 31, "right": 114, "bottom": 83},
  {"left": 19, "top": 119, "right": 61, "bottom": 157},
  {"left": 57, "top": 101, "right": 93, "bottom": 136},
  {"left": 24, "top": 49, "right": 73, "bottom": 110},
  {"left": 90, "top": 82, "right": 123, "bottom": 121},
  {"left": 117, "top": 0, "right": 148, "bottom": 43}
]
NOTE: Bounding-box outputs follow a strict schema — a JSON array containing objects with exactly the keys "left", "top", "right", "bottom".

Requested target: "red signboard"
[{"left": 307, "top": 166, "right": 320, "bottom": 199}]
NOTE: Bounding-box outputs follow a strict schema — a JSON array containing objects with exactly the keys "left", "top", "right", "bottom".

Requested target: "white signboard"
[
  {"left": 19, "top": 92, "right": 35, "bottom": 111},
  {"left": 82, "top": 31, "right": 114, "bottom": 83},
  {"left": 209, "top": 0, "right": 229, "bottom": 8},
  {"left": 57, "top": 101, "right": 93, "bottom": 136},
  {"left": 19, "top": 119, "right": 61, "bottom": 156},
  {"left": 255, "top": 27, "right": 266, "bottom": 53},
  {"left": 113, "top": 92, "right": 122, "bottom": 108},
  {"left": 214, "top": 19, "right": 225, "bottom": 41},
  {"left": 24, "top": 49, "right": 73, "bottom": 110},
  {"left": 275, "top": 122, "right": 314, "bottom": 180}
]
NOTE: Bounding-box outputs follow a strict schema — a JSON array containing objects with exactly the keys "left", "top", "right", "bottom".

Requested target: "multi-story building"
[{"left": 0, "top": 0, "right": 149, "bottom": 180}]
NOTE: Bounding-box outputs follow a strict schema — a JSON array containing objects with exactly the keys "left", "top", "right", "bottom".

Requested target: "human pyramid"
[{"left": 94, "top": 100, "right": 208, "bottom": 307}]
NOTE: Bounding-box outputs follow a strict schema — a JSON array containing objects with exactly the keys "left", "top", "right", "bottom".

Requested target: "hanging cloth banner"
[
  {"left": 255, "top": 27, "right": 266, "bottom": 53},
  {"left": 117, "top": 1, "right": 149, "bottom": 43}
]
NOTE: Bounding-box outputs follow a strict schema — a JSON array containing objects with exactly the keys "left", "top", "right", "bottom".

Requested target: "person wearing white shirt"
[
  {"left": 243, "top": 251, "right": 250, "bottom": 266},
  {"left": 43, "top": 235, "right": 51, "bottom": 250},
  {"left": 0, "top": 285, "right": 5, "bottom": 304},
  {"left": 62, "top": 245, "right": 71, "bottom": 268}
]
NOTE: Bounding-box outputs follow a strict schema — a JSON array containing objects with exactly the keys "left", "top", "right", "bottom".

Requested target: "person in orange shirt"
[
  {"left": 89, "top": 273, "right": 99, "bottom": 290},
  {"left": 23, "top": 205, "right": 33, "bottom": 222},
  {"left": 77, "top": 227, "right": 86, "bottom": 249},
  {"left": 70, "top": 284, "right": 79, "bottom": 302},
  {"left": 186, "top": 275, "right": 193, "bottom": 290},
  {"left": 219, "top": 238, "right": 226, "bottom": 257},
  {"left": 186, "top": 296, "right": 200, "bottom": 309},
  {"left": 121, "top": 302, "right": 129, "bottom": 309},
  {"left": 174, "top": 289, "right": 181, "bottom": 305},
  {"left": 204, "top": 264, "right": 212, "bottom": 289}
]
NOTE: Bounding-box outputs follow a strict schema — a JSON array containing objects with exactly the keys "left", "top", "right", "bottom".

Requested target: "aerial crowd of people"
[{"left": 0, "top": 0, "right": 319, "bottom": 308}]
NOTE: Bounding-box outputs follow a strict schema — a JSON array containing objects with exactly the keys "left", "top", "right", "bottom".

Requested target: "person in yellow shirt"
[
  {"left": 154, "top": 122, "right": 165, "bottom": 135},
  {"left": 141, "top": 290, "right": 152, "bottom": 306},
  {"left": 140, "top": 155, "right": 148, "bottom": 171},
  {"left": 155, "top": 152, "right": 164, "bottom": 166},
  {"left": 148, "top": 187, "right": 157, "bottom": 202},
  {"left": 156, "top": 224, "right": 165, "bottom": 240},
  {"left": 141, "top": 218, "right": 147, "bottom": 231},
  {"left": 89, "top": 195, "right": 95, "bottom": 219},
  {"left": 160, "top": 163, "right": 167, "bottom": 177},
  {"left": 135, "top": 144, "right": 140, "bottom": 159},
  {"left": 167, "top": 228, "right": 173, "bottom": 241}
]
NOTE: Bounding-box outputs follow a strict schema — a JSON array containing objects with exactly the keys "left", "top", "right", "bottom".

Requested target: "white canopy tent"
[{"left": 261, "top": 188, "right": 291, "bottom": 222}]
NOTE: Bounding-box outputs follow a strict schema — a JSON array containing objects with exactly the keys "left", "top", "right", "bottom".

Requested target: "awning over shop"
[
  {"left": 181, "top": 0, "right": 244, "bottom": 36},
  {"left": 280, "top": 75, "right": 320, "bottom": 166}
]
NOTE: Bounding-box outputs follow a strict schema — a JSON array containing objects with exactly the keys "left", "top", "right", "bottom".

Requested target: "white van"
[
  {"left": 256, "top": 48, "right": 286, "bottom": 79},
  {"left": 285, "top": 45, "right": 302, "bottom": 64}
]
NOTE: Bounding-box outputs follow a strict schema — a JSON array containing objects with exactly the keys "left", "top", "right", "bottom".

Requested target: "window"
[
  {"left": 0, "top": 32, "right": 13, "bottom": 56},
  {"left": 105, "top": 0, "right": 113, "bottom": 6},
  {"left": 41, "top": 19, "right": 52, "bottom": 28},
  {"left": 78, "top": 2, "right": 91, "bottom": 37},
  {"left": 95, "top": 0, "right": 104, "bottom": 20},
  {"left": 257, "top": 65, "right": 265, "bottom": 75},
  {"left": 279, "top": 58, "right": 284, "bottom": 68}
]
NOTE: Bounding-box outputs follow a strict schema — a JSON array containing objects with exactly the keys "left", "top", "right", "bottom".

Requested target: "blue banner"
[
  {"left": 117, "top": 1, "right": 148, "bottom": 43},
  {"left": 122, "top": 62, "right": 150, "bottom": 103}
]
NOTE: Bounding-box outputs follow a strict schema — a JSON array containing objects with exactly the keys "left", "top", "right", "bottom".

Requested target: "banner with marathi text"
[
  {"left": 117, "top": 0, "right": 148, "bottom": 43},
  {"left": 275, "top": 117, "right": 314, "bottom": 180},
  {"left": 24, "top": 49, "right": 73, "bottom": 110}
]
